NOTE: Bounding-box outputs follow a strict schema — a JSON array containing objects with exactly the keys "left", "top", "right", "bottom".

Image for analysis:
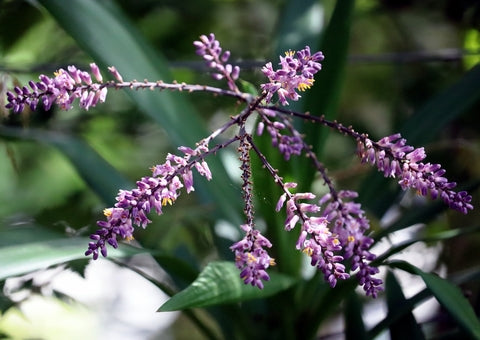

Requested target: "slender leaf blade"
[
  {"left": 0, "top": 125, "right": 131, "bottom": 205},
  {"left": 158, "top": 261, "right": 295, "bottom": 311},
  {"left": 389, "top": 260, "right": 480, "bottom": 339},
  {"left": 345, "top": 292, "right": 368, "bottom": 340},
  {"left": 0, "top": 236, "right": 145, "bottom": 281},
  {"left": 386, "top": 271, "right": 425, "bottom": 340}
]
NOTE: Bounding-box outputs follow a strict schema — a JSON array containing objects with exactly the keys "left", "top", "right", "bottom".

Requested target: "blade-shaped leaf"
[
  {"left": 293, "top": 0, "right": 355, "bottom": 196},
  {"left": 345, "top": 292, "right": 368, "bottom": 340},
  {"left": 158, "top": 261, "right": 295, "bottom": 311},
  {"left": 373, "top": 224, "right": 480, "bottom": 265},
  {"left": 388, "top": 260, "right": 480, "bottom": 339},
  {"left": 0, "top": 125, "right": 131, "bottom": 205},
  {"left": 0, "top": 235, "right": 145, "bottom": 281},
  {"left": 385, "top": 271, "right": 425, "bottom": 340}
]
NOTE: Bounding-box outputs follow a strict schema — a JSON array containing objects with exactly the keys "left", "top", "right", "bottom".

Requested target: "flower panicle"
[
  {"left": 85, "top": 142, "right": 212, "bottom": 260},
  {"left": 5, "top": 63, "right": 123, "bottom": 113},
  {"left": 357, "top": 133, "right": 473, "bottom": 214},
  {"left": 193, "top": 33, "right": 240, "bottom": 92},
  {"left": 260, "top": 46, "right": 324, "bottom": 105}
]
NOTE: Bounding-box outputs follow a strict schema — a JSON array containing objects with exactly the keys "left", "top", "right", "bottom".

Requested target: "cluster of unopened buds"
[{"left": 5, "top": 33, "right": 473, "bottom": 298}]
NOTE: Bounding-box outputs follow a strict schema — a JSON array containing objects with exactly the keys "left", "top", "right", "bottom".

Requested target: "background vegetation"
[{"left": 1, "top": 0, "right": 480, "bottom": 339}]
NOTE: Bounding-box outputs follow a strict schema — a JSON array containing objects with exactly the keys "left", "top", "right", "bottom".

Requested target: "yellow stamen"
[
  {"left": 303, "top": 247, "right": 313, "bottom": 257},
  {"left": 103, "top": 208, "right": 113, "bottom": 217},
  {"left": 297, "top": 79, "right": 314, "bottom": 91},
  {"left": 247, "top": 253, "right": 257, "bottom": 263},
  {"left": 285, "top": 50, "right": 295, "bottom": 57},
  {"left": 125, "top": 235, "right": 135, "bottom": 242},
  {"left": 348, "top": 235, "right": 355, "bottom": 243},
  {"left": 333, "top": 238, "right": 340, "bottom": 246},
  {"left": 269, "top": 258, "right": 276, "bottom": 266},
  {"left": 162, "top": 197, "right": 174, "bottom": 206}
]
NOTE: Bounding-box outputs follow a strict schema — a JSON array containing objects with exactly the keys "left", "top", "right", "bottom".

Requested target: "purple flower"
[
  {"left": 230, "top": 224, "right": 275, "bottom": 289},
  {"left": 193, "top": 33, "right": 240, "bottom": 92},
  {"left": 319, "top": 191, "right": 383, "bottom": 297},
  {"left": 261, "top": 47, "right": 324, "bottom": 105},
  {"left": 257, "top": 111, "right": 304, "bottom": 160},
  {"left": 358, "top": 133, "right": 473, "bottom": 214},
  {"left": 86, "top": 143, "right": 213, "bottom": 259},
  {"left": 275, "top": 184, "right": 382, "bottom": 296},
  {"left": 5, "top": 63, "right": 121, "bottom": 113}
]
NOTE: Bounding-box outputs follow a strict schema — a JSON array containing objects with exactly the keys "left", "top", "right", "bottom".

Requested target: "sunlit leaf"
[
  {"left": 0, "top": 126, "right": 131, "bottom": 205},
  {"left": 388, "top": 260, "right": 480, "bottom": 339},
  {"left": 0, "top": 234, "right": 145, "bottom": 281},
  {"left": 158, "top": 261, "right": 295, "bottom": 311}
]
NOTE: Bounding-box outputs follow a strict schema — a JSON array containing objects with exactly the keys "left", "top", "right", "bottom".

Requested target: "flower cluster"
[
  {"left": 357, "top": 133, "right": 473, "bottom": 214},
  {"left": 5, "top": 63, "right": 114, "bottom": 113},
  {"left": 257, "top": 109, "right": 304, "bottom": 160},
  {"left": 230, "top": 224, "right": 275, "bottom": 289},
  {"left": 275, "top": 183, "right": 382, "bottom": 297},
  {"left": 261, "top": 47, "right": 324, "bottom": 105},
  {"left": 318, "top": 190, "right": 382, "bottom": 297},
  {"left": 85, "top": 143, "right": 212, "bottom": 260},
  {"left": 194, "top": 33, "right": 240, "bottom": 92}
]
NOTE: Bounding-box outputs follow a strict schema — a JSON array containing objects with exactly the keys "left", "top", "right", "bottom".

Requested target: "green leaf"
[
  {"left": 38, "top": 0, "right": 242, "bottom": 223},
  {"left": 345, "top": 292, "right": 368, "bottom": 340},
  {"left": 400, "top": 64, "right": 480, "bottom": 146},
  {"left": 388, "top": 260, "right": 480, "bottom": 339},
  {"left": 253, "top": 0, "right": 327, "bottom": 281},
  {"left": 302, "top": 0, "right": 355, "bottom": 149},
  {"left": 274, "top": 0, "right": 324, "bottom": 56},
  {"left": 295, "top": 0, "right": 356, "bottom": 192},
  {"left": 374, "top": 224, "right": 480, "bottom": 265},
  {"left": 385, "top": 271, "right": 425, "bottom": 340},
  {"left": 158, "top": 261, "right": 296, "bottom": 311},
  {"left": 0, "top": 234, "right": 145, "bottom": 281},
  {"left": 0, "top": 126, "right": 131, "bottom": 205}
]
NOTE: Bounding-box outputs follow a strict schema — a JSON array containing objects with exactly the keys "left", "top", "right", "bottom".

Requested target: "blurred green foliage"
[{"left": 1, "top": 0, "right": 480, "bottom": 339}]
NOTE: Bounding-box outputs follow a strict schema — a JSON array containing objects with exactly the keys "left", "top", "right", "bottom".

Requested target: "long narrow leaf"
[
  {"left": 0, "top": 236, "right": 145, "bottom": 281},
  {"left": 0, "top": 126, "right": 131, "bottom": 205},
  {"left": 388, "top": 260, "right": 480, "bottom": 339},
  {"left": 373, "top": 224, "right": 480, "bottom": 265},
  {"left": 252, "top": 0, "right": 324, "bottom": 278},
  {"left": 345, "top": 292, "right": 368, "bottom": 340},
  {"left": 385, "top": 271, "right": 425, "bottom": 340}
]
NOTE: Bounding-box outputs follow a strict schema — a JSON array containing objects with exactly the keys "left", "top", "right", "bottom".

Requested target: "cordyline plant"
[{"left": 5, "top": 33, "right": 474, "bottom": 298}]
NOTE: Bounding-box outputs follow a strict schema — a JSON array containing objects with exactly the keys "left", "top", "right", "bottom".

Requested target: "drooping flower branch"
[
  {"left": 229, "top": 132, "right": 276, "bottom": 289},
  {"left": 5, "top": 33, "right": 474, "bottom": 297}
]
